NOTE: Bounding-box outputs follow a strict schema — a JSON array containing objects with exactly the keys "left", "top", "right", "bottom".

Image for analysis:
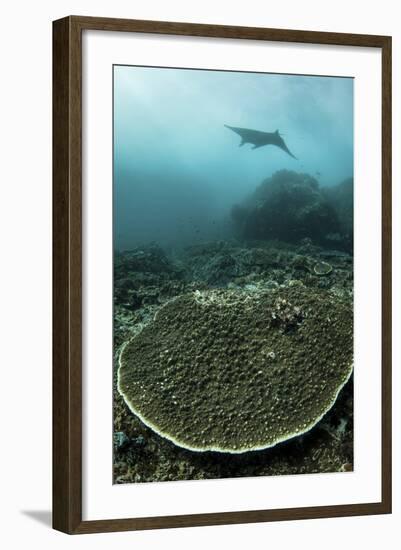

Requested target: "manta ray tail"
[{"left": 282, "top": 145, "right": 298, "bottom": 159}]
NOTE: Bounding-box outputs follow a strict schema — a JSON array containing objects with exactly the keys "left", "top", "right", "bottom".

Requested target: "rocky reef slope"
[{"left": 231, "top": 170, "right": 353, "bottom": 251}]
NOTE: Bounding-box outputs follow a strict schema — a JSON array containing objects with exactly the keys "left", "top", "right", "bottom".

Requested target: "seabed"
[{"left": 113, "top": 238, "right": 353, "bottom": 484}]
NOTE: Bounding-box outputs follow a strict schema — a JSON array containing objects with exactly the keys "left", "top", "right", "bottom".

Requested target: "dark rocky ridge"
[{"left": 231, "top": 170, "right": 353, "bottom": 252}]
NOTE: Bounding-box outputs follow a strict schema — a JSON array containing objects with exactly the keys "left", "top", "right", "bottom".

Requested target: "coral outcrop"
[
  {"left": 323, "top": 177, "right": 354, "bottom": 251},
  {"left": 231, "top": 170, "right": 343, "bottom": 247},
  {"left": 118, "top": 285, "right": 353, "bottom": 453}
]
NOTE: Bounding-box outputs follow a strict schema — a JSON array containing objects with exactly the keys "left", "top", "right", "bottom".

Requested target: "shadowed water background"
[{"left": 113, "top": 66, "right": 353, "bottom": 250}]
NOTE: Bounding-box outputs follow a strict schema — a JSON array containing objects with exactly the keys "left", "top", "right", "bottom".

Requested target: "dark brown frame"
[{"left": 53, "top": 15, "right": 392, "bottom": 534}]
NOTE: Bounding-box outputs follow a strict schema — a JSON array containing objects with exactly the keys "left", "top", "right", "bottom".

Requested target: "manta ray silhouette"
[{"left": 225, "top": 125, "right": 297, "bottom": 159}]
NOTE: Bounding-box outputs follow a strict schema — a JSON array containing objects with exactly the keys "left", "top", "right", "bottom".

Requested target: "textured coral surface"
[
  {"left": 118, "top": 286, "right": 353, "bottom": 452},
  {"left": 113, "top": 239, "right": 354, "bottom": 483}
]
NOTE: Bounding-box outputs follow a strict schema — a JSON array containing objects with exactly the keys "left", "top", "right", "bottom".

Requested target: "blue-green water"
[{"left": 113, "top": 65, "right": 353, "bottom": 250}]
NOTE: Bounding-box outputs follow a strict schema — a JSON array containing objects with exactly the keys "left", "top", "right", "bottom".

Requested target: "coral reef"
[
  {"left": 230, "top": 170, "right": 352, "bottom": 250},
  {"left": 113, "top": 238, "right": 353, "bottom": 482},
  {"left": 118, "top": 285, "right": 352, "bottom": 453},
  {"left": 182, "top": 242, "right": 282, "bottom": 285},
  {"left": 313, "top": 260, "right": 333, "bottom": 276},
  {"left": 323, "top": 177, "right": 354, "bottom": 251}
]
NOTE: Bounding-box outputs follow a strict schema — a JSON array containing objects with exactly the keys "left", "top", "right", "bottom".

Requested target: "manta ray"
[{"left": 225, "top": 124, "right": 297, "bottom": 159}]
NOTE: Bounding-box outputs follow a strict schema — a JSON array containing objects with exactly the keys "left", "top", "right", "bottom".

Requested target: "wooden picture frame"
[{"left": 53, "top": 15, "right": 392, "bottom": 534}]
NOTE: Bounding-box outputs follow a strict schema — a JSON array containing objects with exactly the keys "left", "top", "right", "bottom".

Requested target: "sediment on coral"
[
  {"left": 118, "top": 285, "right": 353, "bottom": 453},
  {"left": 113, "top": 239, "right": 353, "bottom": 481}
]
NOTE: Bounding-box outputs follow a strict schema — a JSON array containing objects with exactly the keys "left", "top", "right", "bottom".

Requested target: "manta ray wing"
[
  {"left": 252, "top": 143, "right": 266, "bottom": 149},
  {"left": 224, "top": 125, "right": 267, "bottom": 144},
  {"left": 225, "top": 124, "right": 298, "bottom": 159}
]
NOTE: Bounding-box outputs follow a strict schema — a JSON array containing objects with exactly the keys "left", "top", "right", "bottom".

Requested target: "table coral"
[{"left": 118, "top": 285, "right": 353, "bottom": 453}]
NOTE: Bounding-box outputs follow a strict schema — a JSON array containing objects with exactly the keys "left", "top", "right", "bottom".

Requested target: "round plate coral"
[{"left": 118, "top": 285, "right": 353, "bottom": 453}]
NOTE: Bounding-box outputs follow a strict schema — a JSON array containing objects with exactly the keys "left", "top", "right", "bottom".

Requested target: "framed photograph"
[{"left": 53, "top": 16, "right": 392, "bottom": 534}]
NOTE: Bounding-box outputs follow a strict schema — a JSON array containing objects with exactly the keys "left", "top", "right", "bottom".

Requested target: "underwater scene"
[{"left": 113, "top": 65, "right": 354, "bottom": 483}]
